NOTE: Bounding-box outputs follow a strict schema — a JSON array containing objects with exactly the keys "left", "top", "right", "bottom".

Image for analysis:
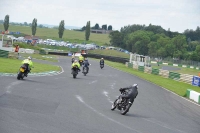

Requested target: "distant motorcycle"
[
  {"left": 71, "top": 65, "right": 79, "bottom": 78},
  {"left": 82, "top": 66, "right": 88, "bottom": 76},
  {"left": 71, "top": 58, "right": 75, "bottom": 63},
  {"left": 79, "top": 60, "right": 83, "bottom": 66},
  {"left": 111, "top": 89, "right": 132, "bottom": 115},
  {"left": 17, "top": 64, "right": 28, "bottom": 80},
  {"left": 100, "top": 64, "right": 104, "bottom": 69}
]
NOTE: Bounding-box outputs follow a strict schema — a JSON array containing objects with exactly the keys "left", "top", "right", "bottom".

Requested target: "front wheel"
[
  {"left": 111, "top": 99, "right": 118, "bottom": 111},
  {"left": 121, "top": 103, "right": 131, "bottom": 115}
]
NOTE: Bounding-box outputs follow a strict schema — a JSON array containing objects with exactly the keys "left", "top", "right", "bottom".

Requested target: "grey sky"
[{"left": 0, "top": 0, "right": 199, "bottom": 33}]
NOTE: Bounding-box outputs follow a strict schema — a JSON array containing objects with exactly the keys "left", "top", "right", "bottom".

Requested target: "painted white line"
[
  {"left": 110, "top": 82, "right": 116, "bottom": 90},
  {"left": 75, "top": 95, "right": 143, "bottom": 133},
  {"left": 89, "top": 80, "right": 97, "bottom": 84},
  {"left": 6, "top": 81, "right": 22, "bottom": 93},
  {"left": 107, "top": 65, "right": 200, "bottom": 107},
  {"left": 103, "top": 91, "right": 113, "bottom": 103}
]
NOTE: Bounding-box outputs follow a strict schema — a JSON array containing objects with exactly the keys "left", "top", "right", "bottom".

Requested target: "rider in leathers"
[
  {"left": 82, "top": 58, "right": 90, "bottom": 73},
  {"left": 119, "top": 84, "right": 138, "bottom": 104}
]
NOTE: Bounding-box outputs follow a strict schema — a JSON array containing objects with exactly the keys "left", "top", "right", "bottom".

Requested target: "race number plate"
[{"left": 20, "top": 68, "right": 25, "bottom": 72}]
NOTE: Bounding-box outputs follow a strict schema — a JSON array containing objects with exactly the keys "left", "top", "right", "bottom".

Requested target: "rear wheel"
[
  {"left": 73, "top": 74, "right": 76, "bottom": 78},
  {"left": 121, "top": 103, "right": 131, "bottom": 115}
]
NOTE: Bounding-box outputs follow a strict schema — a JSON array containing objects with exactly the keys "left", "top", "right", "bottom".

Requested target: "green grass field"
[
  {"left": 152, "top": 64, "right": 200, "bottom": 76},
  {"left": 0, "top": 57, "right": 60, "bottom": 73},
  {"left": 88, "top": 49, "right": 130, "bottom": 58},
  {"left": 0, "top": 24, "right": 110, "bottom": 45}
]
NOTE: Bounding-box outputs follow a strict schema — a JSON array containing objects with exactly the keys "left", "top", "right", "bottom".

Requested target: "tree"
[
  {"left": 108, "top": 25, "right": 112, "bottom": 30},
  {"left": 3, "top": 15, "right": 9, "bottom": 31},
  {"left": 58, "top": 20, "right": 65, "bottom": 39},
  {"left": 95, "top": 23, "right": 99, "bottom": 29},
  {"left": 85, "top": 21, "right": 90, "bottom": 41},
  {"left": 31, "top": 18, "right": 37, "bottom": 36},
  {"left": 109, "top": 31, "right": 123, "bottom": 47},
  {"left": 102, "top": 24, "right": 107, "bottom": 30}
]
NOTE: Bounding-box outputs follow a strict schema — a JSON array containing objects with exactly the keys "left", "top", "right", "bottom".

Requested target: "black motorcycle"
[
  {"left": 17, "top": 64, "right": 28, "bottom": 80},
  {"left": 82, "top": 66, "right": 88, "bottom": 76},
  {"left": 71, "top": 58, "right": 75, "bottom": 63},
  {"left": 100, "top": 64, "right": 104, "bottom": 69},
  {"left": 111, "top": 90, "right": 132, "bottom": 115},
  {"left": 79, "top": 60, "right": 83, "bottom": 66},
  {"left": 71, "top": 66, "right": 79, "bottom": 78}
]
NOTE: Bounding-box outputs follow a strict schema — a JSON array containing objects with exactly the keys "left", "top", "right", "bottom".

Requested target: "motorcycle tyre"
[
  {"left": 111, "top": 99, "right": 118, "bottom": 111},
  {"left": 121, "top": 103, "right": 131, "bottom": 115}
]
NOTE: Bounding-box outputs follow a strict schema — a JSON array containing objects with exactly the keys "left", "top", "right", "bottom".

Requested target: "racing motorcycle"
[
  {"left": 17, "top": 64, "right": 28, "bottom": 80},
  {"left": 82, "top": 66, "right": 88, "bottom": 76},
  {"left": 71, "top": 65, "right": 79, "bottom": 78},
  {"left": 79, "top": 60, "right": 83, "bottom": 66},
  {"left": 100, "top": 64, "right": 104, "bottom": 69},
  {"left": 111, "top": 90, "right": 132, "bottom": 115}
]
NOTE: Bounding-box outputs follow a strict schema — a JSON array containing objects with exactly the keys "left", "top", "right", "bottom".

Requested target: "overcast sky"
[{"left": 0, "top": 0, "right": 199, "bottom": 33}]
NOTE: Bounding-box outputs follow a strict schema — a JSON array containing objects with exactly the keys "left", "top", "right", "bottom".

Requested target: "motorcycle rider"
[
  {"left": 71, "top": 60, "right": 81, "bottom": 73},
  {"left": 78, "top": 54, "right": 84, "bottom": 66},
  {"left": 21, "top": 56, "right": 33, "bottom": 77},
  {"left": 100, "top": 58, "right": 104, "bottom": 65},
  {"left": 71, "top": 54, "right": 75, "bottom": 63},
  {"left": 119, "top": 84, "right": 138, "bottom": 105},
  {"left": 82, "top": 58, "right": 90, "bottom": 73}
]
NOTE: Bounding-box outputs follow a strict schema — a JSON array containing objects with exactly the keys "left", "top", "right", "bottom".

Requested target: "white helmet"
[
  {"left": 133, "top": 84, "right": 138, "bottom": 89},
  {"left": 28, "top": 56, "right": 32, "bottom": 60}
]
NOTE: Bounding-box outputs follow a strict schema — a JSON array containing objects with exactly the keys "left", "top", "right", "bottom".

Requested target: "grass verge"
[
  {"left": 0, "top": 57, "right": 60, "bottom": 73},
  {"left": 105, "top": 60, "right": 200, "bottom": 96}
]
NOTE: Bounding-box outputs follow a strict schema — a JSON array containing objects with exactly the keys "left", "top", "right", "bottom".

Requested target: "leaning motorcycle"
[
  {"left": 17, "top": 64, "right": 28, "bottom": 80},
  {"left": 111, "top": 90, "right": 132, "bottom": 115},
  {"left": 71, "top": 65, "right": 79, "bottom": 78}
]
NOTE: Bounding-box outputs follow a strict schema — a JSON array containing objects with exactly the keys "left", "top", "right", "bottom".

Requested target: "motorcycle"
[
  {"left": 71, "top": 58, "right": 75, "bottom": 63},
  {"left": 17, "top": 64, "right": 28, "bottom": 80},
  {"left": 100, "top": 64, "right": 104, "bottom": 69},
  {"left": 79, "top": 60, "right": 83, "bottom": 66},
  {"left": 111, "top": 90, "right": 132, "bottom": 115},
  {"left": 82, "top": 66, "right": 88, "bottom": 76},
  {"left": 71, "top": 65, "right": 79, "bottom": 78}
]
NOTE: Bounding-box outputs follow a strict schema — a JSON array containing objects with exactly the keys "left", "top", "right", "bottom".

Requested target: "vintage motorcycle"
[
  {"left": 79, "top": 60, "right": 83, "bottom": 66},
  {"left": 82, "top": 66, "right": 88, "bottom": 76},
  {"left": 17, "top": 64, "right": 28, "bottom": 80},
  {"left": 111, "top": 90, "right": 133, "bottom": 115},
  {"left": 100, "top": 64, "right": 104, "bottom": 69},
  {"left": 71, "top": 65, "right": 79, "bottom": 78}
]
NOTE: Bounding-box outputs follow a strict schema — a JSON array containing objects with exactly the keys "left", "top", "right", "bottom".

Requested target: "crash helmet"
[
  {"left": 133, "top": 84, "right": 138, "bottom": 89},
  {"left": 101, "top": 58, "right": 104, "bottom": 60},
  {"left": 28, "top": 56, "right": 32, "bottom": 60}
]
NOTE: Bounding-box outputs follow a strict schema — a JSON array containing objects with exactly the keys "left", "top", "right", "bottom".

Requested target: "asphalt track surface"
[{"left": 0, "top": 56, "right": 200, "bottom": 133}]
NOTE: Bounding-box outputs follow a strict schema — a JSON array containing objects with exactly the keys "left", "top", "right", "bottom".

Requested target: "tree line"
[
  {"left": 109, "top": 24, "right": 200, "bottom": 61},
  {"left": 1, "top": 15, "right": 90, "bottom": 41}
]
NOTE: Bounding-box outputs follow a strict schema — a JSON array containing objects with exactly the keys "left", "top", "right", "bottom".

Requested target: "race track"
[{"left": 0, "top": 56, "right": 200, "bottom": 133}]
